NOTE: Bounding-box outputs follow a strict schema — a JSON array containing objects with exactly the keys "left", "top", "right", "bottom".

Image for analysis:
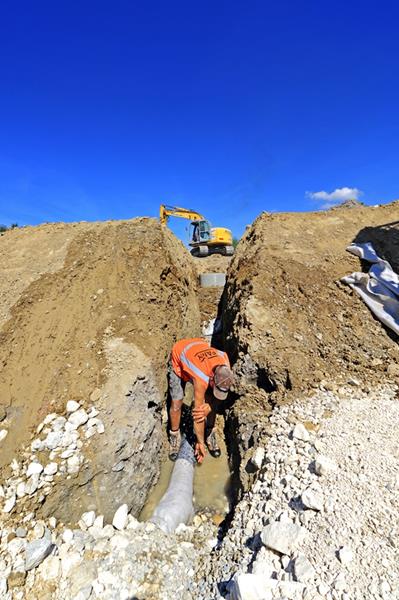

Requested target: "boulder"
[
  {"left": 25, "top": 539, "right": 54, "bottom": 571},
  {"left": 293, "top": 554, "right": 316, "bottom": 582},
  {"left": 338, "top": 546, "right": 353, "bottom": 564},
  {"left": 314, "top": 454, "right": 337, "bottom": 476},
  {"left": 261, "top": 521, "right": 305, "bottom": 555},
  {"left": 301, "top": 487, "right": 324, "bottom": 511},
  {"left": 292, "top": 424, "right": 310, "bottom": 442},
  {"left": 112, "top": 504, "right": 129, "bottom": 530},
  {"left": 66, "top": 400, "right": 80, "bottom": 413}
]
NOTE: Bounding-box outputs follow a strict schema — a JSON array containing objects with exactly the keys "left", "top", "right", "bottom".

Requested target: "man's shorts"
[{"left": 168, "top": 361, "right": 186, "bottom": 401}]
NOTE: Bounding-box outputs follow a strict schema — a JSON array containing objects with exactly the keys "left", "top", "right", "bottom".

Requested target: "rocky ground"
[
  {"left": 198, "top": 382, "right": 399, "bottom": 600},
  {"left": 1, "top": 203, "right": 399, "bottom": 598},
  {"left": 1, "top": 381, "right": 397, "bottom": 599}
]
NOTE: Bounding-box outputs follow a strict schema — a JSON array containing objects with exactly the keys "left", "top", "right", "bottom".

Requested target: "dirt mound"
[
  {"left": 0, "top": 222, "right": 97, "bottom": 328},
  {"left": 224, "top": 202, "right": 399, "bottom": 404},
  {"left": 0, "top": 218, "right": 200, "bottom": 521},
  {"left": 330, "top": 198, "right": 365, "bottom": 209}
]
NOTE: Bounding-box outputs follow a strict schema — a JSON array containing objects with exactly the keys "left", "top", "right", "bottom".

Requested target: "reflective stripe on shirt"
[{"left": 180, "top": 341, "right": 209, "bottom": 385}]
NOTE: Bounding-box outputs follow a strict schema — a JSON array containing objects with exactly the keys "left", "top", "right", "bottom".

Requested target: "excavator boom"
[{"left": 160, "top": 204, "right": 204, "bottom": 226}]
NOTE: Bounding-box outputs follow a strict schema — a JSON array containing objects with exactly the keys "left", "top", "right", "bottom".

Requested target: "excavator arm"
[{"left": 160, "top": 204, "right": 205, "bottom": 226}]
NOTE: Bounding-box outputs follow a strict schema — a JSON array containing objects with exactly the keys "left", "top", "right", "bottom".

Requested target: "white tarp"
[{"left": 342, "top": 242, "right": 399, "bottom": 335}]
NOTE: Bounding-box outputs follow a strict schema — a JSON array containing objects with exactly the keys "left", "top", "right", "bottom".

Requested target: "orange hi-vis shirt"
[{"left": 171, "top": 338, "right": 230, "bottom": 388}]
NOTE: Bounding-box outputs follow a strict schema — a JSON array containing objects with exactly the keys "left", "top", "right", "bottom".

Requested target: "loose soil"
[
  {"left": 225, "top": 201, "right": 399, "bottom": 402},
  {"left": 0, "top": 218, "right": 200, "bottom": 471}
]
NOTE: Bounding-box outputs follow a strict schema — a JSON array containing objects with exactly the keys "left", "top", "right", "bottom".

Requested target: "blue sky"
[{"left": 1, "top": 1, "right": 398, "bottom": 241}]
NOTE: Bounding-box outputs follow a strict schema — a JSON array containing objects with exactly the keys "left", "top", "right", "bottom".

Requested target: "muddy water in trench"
[{"left": 139, "top": 428, "right": 231, "bottom": 522}]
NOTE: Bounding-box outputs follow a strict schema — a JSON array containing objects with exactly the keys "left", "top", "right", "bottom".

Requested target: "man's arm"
[{"left": 193, "top": 379, "right": 207, "bottom": 463}]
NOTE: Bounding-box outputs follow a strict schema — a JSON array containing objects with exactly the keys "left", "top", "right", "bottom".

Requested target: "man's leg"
[
  {"left": 168, "top": 363, "right": 185, "bottom": 461},
  {"left": 205, "top": 398, "right": 221, "bottom": 458},
  {"left": 169, "top": 398, "right": 183, "bottom": 431}
]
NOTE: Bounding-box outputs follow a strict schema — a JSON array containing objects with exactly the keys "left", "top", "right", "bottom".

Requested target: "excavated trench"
[
  {"left": 0, "top": 222, "right": 275, "bottom": 533},
  {"left": 139, "top": 260, "right": 273, "bottom": 535},
  {"left": 139, "top": 274, "right": 234, "bottom": 524}
]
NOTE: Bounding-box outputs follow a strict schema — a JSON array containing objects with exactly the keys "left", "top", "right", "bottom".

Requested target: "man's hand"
[
  {"left": 194, "top": 442, "right": 206, "bottom": 464},
  {"left": 192, "top": 403, "right": 212, "bottom": 423}
]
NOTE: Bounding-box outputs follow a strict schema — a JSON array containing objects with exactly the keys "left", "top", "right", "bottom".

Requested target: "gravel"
[
  {"left": 198, "top": 383, "right": 399, "bottom": 600},
  {"left": 0, "top": 384, "right": 398, "bottom": 599}
]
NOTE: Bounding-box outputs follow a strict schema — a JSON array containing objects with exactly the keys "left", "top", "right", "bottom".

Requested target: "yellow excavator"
[{"left": 159, "top": 204, "right": 234, "bottom": 257}]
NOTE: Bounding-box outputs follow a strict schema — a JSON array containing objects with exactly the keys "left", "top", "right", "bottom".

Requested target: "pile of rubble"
[
  {"left": 1, "top": 401, "right": 104, "bottom": 518},
  {"left": 198, "top": 383, "right": 399, "bottom": 599}
]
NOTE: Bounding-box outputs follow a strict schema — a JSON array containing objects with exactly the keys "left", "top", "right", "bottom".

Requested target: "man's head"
[{"left": 211, "top": 365, "right": 235, "bottom": 400}]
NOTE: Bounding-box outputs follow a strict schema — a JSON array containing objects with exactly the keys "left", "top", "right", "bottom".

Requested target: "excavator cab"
[{"left": 189, "top": 220, "right": 211, "bottom": 244}]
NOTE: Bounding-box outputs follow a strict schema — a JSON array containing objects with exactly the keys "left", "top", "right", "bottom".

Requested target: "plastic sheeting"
[
  {"left": 342, "top": 242, "right": 399, "bottom": 335},
  {"left": 149, "top": 437, "right": 196, "bottom": 534}
]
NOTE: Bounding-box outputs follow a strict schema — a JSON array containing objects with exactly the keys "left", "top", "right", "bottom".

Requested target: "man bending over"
[{"left": 168, "top": 337, "right": 234, "bottom": 463}]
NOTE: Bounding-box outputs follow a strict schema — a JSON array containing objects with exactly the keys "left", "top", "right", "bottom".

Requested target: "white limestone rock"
[
  {"left": 301, "top": 487, "right": 324, "bottom": 511},
  {"left": 68, "top": 408, "right": 89, "bottom": 429},
  {"left": 333, "top": 572, "right": 347, "bottom": 591},
  {"left": 93, "top": 515, "right": 104, "bottom": 528},
  {"left": 338, "top": 546, "right": 353, "bottom": 564},
  {"left": 25, "top": 539, "right": 54, "bottom": 571},
  {"left": 16, "top": 527, "right": 27, "bottom": 538},
  {"left": 8, "top": 537, "right": 26, "bottom": 555},
  {"left": 228, "top": 573, "right": 278, "bottom": 600},
  {"left": 250, "top": 447, "right": 266, "bottom": 470},
  {"left": 292, "top": 423, "right": 310, "bottom": 442},
  {"left": 62, "top": 529, "right": 74, "bottom": 544},
  {"left": 110, "top": 533, "right": 130, "bottom": 549},
  {"left": 252, "top": 547, "right": 278, "bottom": 578},
  {"left": 43, "top": 413, "right": 57, "bottom": 425},
  {"left": 33, "top": 523, "right": 46, "bottom": 539},
  {"left": 40, "top": 555, "right": 61, "bottom": 581},
  {"left": 314, "top": 454, "right": 337, "bottom": 476},
  {"left": 16, "top": 482, "right": 26, "bottom": 498},
  {"left": 96, "top": 420, "right": 105, "bottom": 434},
  {"left": 0, "top": 578, "right": 7, "bottom": 596},
  {"left": 25, "top": 473, "right": 40, "bottom": 495},
  {"left": 44, "top": 462, "right": 58, "bottom": 476},
  {"left": 66, "top": 400, "right": 80, "bottom": 413},
  {"left": 26, "top": 462, "right": 43, "bottom": 477},
  {"left": 31, "top": 438, "right": 45, "bottom": 452},
  {"left": 48, "top": 517, "right": 57, "bottom": 528},
  {"left": 44, "top": 431, "right": 63, "bottom": 450},
  {"left": 3, "top": 494, "right": 16, "bottom": 513},
  {"left": 87, "top": 407, "right": 99, "bottom": 418},
  {"left": 278, "top": 580, "right": 306, "bottom": 598},
  {"left": 61, "top": 551, "right": 82, "bottom": 577},
  {"left": 74, "top": 585, "right": 93, "bottom": 600},
  {"left": 112, "top": 504, "right": 129, "bottom": 530},
  {"left": 51, "top": 416, "right": 66, "bottom": 431},
  {"left": 261, "top": 521, "right": 305, "bottom": 555},
  {"left": 0, "top": 429, "right": 8, "bottom": 442},
  {"left": 60, "top": 448, "right": 75, "bottom": 459},
  {"left": 293, "top": 554, "right": 316, "bottom": 582},
  {"left": 81, "top": 511, "right": 96, "bottom": 528},
  {"left": 67, "top": 455, "right": 81, "bottom": 474}
]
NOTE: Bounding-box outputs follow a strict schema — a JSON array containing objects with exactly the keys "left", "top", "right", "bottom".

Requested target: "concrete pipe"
[
  {"left": 149, "top": 437, "right": 196, "bottom": 534},
  {"left": 199, "top": 272, "right": 226, "bottom": 288}
]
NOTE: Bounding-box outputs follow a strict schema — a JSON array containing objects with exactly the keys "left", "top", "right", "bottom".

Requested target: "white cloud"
[{"left": 306, "top": 187, "right": 363, "bottom": 208}]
